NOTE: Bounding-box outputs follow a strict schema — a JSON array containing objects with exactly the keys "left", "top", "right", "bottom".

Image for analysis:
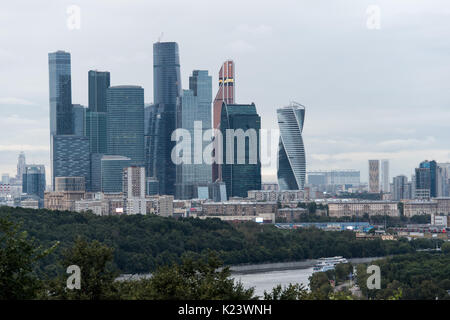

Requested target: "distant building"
[
  {"left": 247, "top": 190, "right": 304, "bottom": 202},
  {"left": 208, "top": 181, "right": 227, "bottom": 202},
  {"left": 22, "top": 165, "right": 46, "bottom": 201},
  {"left": 381, "top": 159, "right": 389, "bottom": 193},
  {"left": 221, "top": 103, "right": 261, "bottom": 198},
  {"left": 44, "top": 190, "right": 84, "bottom": 212},
  {"left": 55, "top": 176, "right": 85, "bottom": 192},
  {"left": 123, "top": 166, "right": 146, "bottom": 215},
  {"left": 307, "top": 170, "right": 360, "bottom": 187},
  {"left": 199, "top": 201, "right": 276, "bottom": 223},
  {"left": 277, "top": 102, "right": 306, "bottom": 190},
  {"left": 403, "top": 200, "right": 437, "bottom": 217},
  {"left": 392, "top": 175, "right": 409, "bottom": 201},
  {"left": 328, "top": 200, "right": 399, "bottom": 217},
  {"left": 16, "top": 152, "right": 26, "bottom": 181},
  {"left": 20, "top": 198, "right": 39, "bottom": 209},
  {"left": 261, "top": 183, "right": 279, "bottom": 191},
  {"left": 368, "top": 160, "right": 380, "bottom": 193},
  {"left": 146, "top": 195, "right": 174, "bottom": 217},
  {"left": 1, "top": 174, "right": 10, "bottom": 185}
]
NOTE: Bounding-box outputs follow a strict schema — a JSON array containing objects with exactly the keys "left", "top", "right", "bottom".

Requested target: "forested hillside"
[{"left": 0, "top": 206, "right": 441, "bottom": 275}]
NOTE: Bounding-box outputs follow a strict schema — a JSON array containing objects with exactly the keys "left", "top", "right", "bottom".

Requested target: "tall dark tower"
[
  {"left": 151, "top": 42, "right": 182, "bottom": 195},
  {"left": 87, "top": 70, "right": 110, "bottom": 154},
  {"left": 220, "top": 103, "right": 261, "bottom": 198},
  {"left": 48, "top": 51, "right": 73, "bottom": 135},
  {"left": 49, "top": 50, "right": 73, "bottom": 190}
]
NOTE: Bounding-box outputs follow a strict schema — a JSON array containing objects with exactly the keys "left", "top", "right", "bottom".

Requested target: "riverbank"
[
  {"left": 117, "top": 256, "right": 385, "bottom": 281},
  {"left": 229, "top": 256, "right": 384, "bottom": 275}
]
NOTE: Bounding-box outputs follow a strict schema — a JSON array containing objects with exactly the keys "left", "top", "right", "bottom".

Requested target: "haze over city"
[{"left": 1, "top": 0, "right": 450, "bottom": 182}]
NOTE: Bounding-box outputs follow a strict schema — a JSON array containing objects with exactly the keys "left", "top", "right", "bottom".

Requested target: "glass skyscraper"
[
  {"left": 101, "top": 155, "right": 132, "bottom": 193},
  {"left": 277, "top": 102, "right": 306, "bottom": 190},
  {"left": 22, "top": 165, "right": 46, "bottom": 200},
  {"left": 221, "top": 103, "right": 261, "bottom": 198},
  {"left": 87, "top": 70, "right": 110, "bottom": 154},
  {"left": 106, "top": 85, "right": 145, "bottom": 164},
  {"left": 48, "top": 51, "right": 73, "bottom": 135},
  {"left": 175, "top": 70, "right": 212, "bottom": 199},
  {"left": 212, "top": 60, "right": 235, "bottom": 182},
  {"left": 72, "top": 104, "right": 86, "bottom": 136},
  {"left": 51, "top": 135, "right": 90, "bottom": 190},
  {"left": 149, "top": 42, "right": 182, "bottom": 195}
]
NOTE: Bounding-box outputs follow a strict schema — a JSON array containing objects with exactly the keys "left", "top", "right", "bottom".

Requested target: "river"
[{"left": 232, "top": 267, "right": 314, "bottom": 297}]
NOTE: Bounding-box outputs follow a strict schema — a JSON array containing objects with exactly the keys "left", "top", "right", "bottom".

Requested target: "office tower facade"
[
  {"left": 88, "top": 70, "right": 110, "bottom": 112},
  {"left": 146, "top": 177, "right": 159, "bottom": 195},
  {"left": 22, "top": 165, "right": 46, "bottom": 199},
  {"left": 16, "top": 152, "right": 26, "bottom": 180},
  {"left": 415, "top": 160, "right": 438, "bottom": 198},
  {"left": 48, "top": 51, "right": 73, "bottom": 135},
  {"left": 392, "top": 175, "right": 408, "bottom": 201},
  {"left": 51, "top": 135, "right": 90, "bottom": 190},
  {"left": 72, "top": 104, "right": 86, "bottom": 136},
  {"left": 101, "top": 156, "right": 132, "bottom": 193},
  {"left": 123, "top": 166, "right": 146, "bottom": 214},
  {"left": 87, "top": 70, "right": 110, "bottom": 154},
  {"left": 221, "top": 103, "right": 261, "bottom": 198},
  {"left": 212, "top": 60, "right": 235, "bottom": 182},
  {"left": 175, "top": 70, "right": 212, "bottom": 199},
  {"left": 55, "top": 177, "right": 85, "bottom": 192},
  {"left": 277, "top": 102, "right": 306, "bottom": 191},
  {"left": 381, "top": 159, "right": 389, "bottom": 193},
  {"left": 437, "top": 162, "right": 450, "bottom": 197},
  {"left": 151, "top": 42, "right": 182, "bottom": 195},
  {"left": 368, "top": 160, "right": 380, "bottom": 193},
  {"left": 106, "top": 86, "right": 145, "bottom": 164}
]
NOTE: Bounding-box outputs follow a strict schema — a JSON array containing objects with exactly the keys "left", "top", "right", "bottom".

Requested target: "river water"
[{"left": 232, "top": 267, "right": 315, "bottom": 297}]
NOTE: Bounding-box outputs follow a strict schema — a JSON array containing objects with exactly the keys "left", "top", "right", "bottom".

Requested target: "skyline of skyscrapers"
[
  {"left": 277, "top": 102, "right": 306, "bottom": 191},
  {"left": 37, "top": 45, "right": 439, "bottom": 203}
]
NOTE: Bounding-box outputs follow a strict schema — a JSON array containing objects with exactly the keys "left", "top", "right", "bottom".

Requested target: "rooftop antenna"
[{"left": 158, "top": 32, "right": 164, "bottom": 43}]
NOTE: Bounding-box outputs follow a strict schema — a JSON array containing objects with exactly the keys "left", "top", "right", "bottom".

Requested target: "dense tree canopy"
[{"left": 0, "top": 206, "right": 440, "bottom": 276}]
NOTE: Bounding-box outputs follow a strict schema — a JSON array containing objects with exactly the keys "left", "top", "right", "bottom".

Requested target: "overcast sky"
[{"left": 1, "top": 0, "right": 450, "bottom": 183}]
